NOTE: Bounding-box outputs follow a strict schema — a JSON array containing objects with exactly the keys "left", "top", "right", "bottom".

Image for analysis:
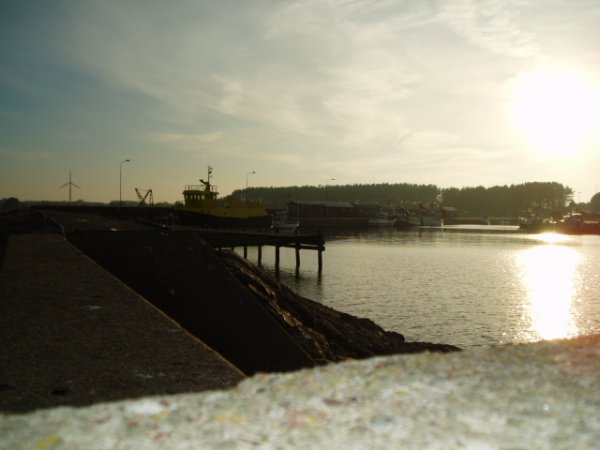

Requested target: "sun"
[{"left": 510, "top": 67, "right": 600, "bottom": 157}]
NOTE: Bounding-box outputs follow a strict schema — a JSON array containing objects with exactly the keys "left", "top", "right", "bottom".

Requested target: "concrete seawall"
[
  {"left": 0, "top": 234, "right": 243, "bottom": 412},
  {"left": 66, "top": 230, "right": 317, "bottom": 375}
]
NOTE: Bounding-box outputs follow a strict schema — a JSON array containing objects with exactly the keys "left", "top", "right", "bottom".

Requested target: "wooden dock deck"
[{"left": 193, "top": 229, "right": 326, "bottom": 273}]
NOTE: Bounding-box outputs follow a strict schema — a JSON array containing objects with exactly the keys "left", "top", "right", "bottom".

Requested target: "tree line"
[{"left": 234, "top": 181, "right": 575, "bottom": 217}]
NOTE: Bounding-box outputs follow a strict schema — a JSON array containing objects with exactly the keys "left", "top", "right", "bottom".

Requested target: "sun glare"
[
  {"left": 511, "top": 67, "right": 600, "bottom": 157},
  {"left": 532, "top": 232, "right": 570, "bottom": 245},
  {"left": 517, "top": 244, "right": 581, "bottom": 341}
]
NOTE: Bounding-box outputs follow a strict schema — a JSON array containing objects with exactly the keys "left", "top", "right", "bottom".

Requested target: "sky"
[{"left": 1, "top": 0, "right": 600, "bottom": 204}]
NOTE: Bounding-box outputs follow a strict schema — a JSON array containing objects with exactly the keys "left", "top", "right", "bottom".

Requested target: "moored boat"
[
  {"left": 394, "top": 206, "right": 421, "bottom": 228},
  {"left": 420, "top": 214, "right": 444, "bottom": 227},
  {"left": 368, "top": 211, "right": 396, "bottom": 226},
  {"left": 177, "top": 166, "right": 270, "bottom": 228},
  {"left": 271, "top": 210, "right": 299, "bottom": 233},
  {"left": 554, "top": 213, "right": 600, "bottom": 235}
]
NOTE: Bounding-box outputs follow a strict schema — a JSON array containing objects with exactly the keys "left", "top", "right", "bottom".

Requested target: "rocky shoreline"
[{"left": 219, "top": 251, "right": 459, "bottom": 364}]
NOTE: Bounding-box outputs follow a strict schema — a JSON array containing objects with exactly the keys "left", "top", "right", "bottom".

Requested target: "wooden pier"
[
  {"left": 33, "top": 208, "right": 326, "bottom": 273},
  {"left": 194, "top": 229, "right": 326, "bottom": 274}
]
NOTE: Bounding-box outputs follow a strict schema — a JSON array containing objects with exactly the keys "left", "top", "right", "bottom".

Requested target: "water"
[{"left": 237, "top": 226, "right": 600, "bottom": 348}]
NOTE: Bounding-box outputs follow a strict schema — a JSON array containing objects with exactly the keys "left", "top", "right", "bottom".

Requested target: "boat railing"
[{"left": 184, "top": 184, "right": 218, "bottom": 192}]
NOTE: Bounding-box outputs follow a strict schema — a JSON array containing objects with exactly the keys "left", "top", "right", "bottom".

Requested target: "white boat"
[
  {"left": 369, "top": 212, "right": 397, "bottom": 226},
  {"left": 421, "top": 215, "right": 444, "bottom": 227},
  {"left": 271, "top": 210, "right": 299, "bottom": 233},
  {"left": 395, "top": 207, "right": 421, "bottom": 228}
]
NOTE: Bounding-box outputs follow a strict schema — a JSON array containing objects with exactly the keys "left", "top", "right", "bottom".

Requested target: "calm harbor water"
[{"left": 237, "top": 226, "right": 600, "bottom": 348}]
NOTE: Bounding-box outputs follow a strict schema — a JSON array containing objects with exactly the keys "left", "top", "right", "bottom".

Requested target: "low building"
[{"left": 287, "top": 201, "right": 370, "bottom": 228}]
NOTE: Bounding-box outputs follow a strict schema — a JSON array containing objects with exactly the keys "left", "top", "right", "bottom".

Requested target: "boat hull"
[
  {"left": 395, "top": 217, "right": 421, "bottom": 228},
  {"left": 178, "top": 209, "right": 271, "bottom": 228},
  {"left": 301, "top": 217, "right": 369, "bottom": 228},
  {"left": 421, "top": 216, "right": 444, "bottom": 227},
  {"left": 368, "top": 219, "right": 396, "bottom": 226}
]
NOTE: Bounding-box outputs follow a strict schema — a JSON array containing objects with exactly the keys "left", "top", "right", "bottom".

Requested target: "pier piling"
[
  {"left": 295, "top": 242, "right": 301, "bottom": 271},
  {"left": 192, "top": 229, "right": 325, "bottom": 274}
]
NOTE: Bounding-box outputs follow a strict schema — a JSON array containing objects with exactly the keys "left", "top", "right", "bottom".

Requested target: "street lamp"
[
  {"left": 245, "top": 170, "right": 256, "bottom": 201},
  {"left": 120, "top": 159, "right": 130, "bottom": 206},
  {"left": 325, "top": 178, "right": 335, "bottom": 201}
]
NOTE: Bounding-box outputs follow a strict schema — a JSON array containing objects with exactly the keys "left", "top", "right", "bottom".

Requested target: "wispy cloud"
[
  {"left": 438, "top": 0, "right": 539, "bottom": 58},
  {"left": 56, "top": 132, "right": 89, "bottom": 141},
  {"left": 66, "top": 1, "right": 431, "bottom": 150},
  {"left": 145, "top": 131, "right": 223, "bottom": 153},
  {"left": 0, "top": 109, "right": 22, "bottom": 118},
  {"left": 0, "top": 146, "right": 50, "bottom": 161}
]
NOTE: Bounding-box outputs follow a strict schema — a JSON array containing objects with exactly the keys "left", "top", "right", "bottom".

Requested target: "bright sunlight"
[
  {"left": 517, "top": 244, "right": 581, "bottom": 341},
  {"left": 511, "top": 67, "right": 600, "bottom": 157}
]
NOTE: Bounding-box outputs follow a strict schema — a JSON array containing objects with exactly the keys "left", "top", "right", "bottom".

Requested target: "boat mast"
[{"left": 199, "top": 166, "right": 213, "bottom": 192}]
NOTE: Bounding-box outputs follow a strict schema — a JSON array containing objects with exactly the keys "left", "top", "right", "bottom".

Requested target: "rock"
[{"left": 217, "top": 250, "right": 460, "bottom": 362}]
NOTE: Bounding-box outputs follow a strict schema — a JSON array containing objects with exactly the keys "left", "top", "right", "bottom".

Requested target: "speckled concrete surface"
[
  {"left": 0, "top": 234, "right": 243, "bottom": 413},
  {"left": 2, "top": 334, "right": 599, "bottom": 449}
]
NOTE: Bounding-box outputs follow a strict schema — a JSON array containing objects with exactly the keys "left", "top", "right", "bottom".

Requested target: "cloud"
[
  {"left": 437, "top": 0, "right": 539, "bottom": 58},
  {"left": 0, "top": 109, "right": 22, "bottom": 118},
  {"left": 0, "top": 146, "right": 50, "bottom": 161},
  {"left": 145, "top": 131, "right": 224, "bottom": 153},
  {"left": 56, "top": 132, "right": 89, "bottom": 141},
  {"left": 65, "top": 1, "right": 433, "bottom": 149}
]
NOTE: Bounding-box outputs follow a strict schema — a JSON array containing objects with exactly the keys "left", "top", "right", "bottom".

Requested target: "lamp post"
[
  {"left": 245, "top": 170, "right": 256, "bottom": 201},
  {"left": 120, "top": 159, "right": 130, "bottom": 206},
  {"left": 325, "top": 178, "right": 335, "bottom": 201}
]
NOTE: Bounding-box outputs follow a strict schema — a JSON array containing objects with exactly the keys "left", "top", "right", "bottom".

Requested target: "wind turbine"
[{"left": 59, "top": 170, "right": 81, "bottom": 202}]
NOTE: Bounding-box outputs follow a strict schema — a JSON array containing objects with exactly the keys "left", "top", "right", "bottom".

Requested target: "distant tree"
[
  {"left": 233, "top": 181, "right": 573, "bottom": 217},
  {"left": 1, "top": 197, "right": 20, "bottom": 210},
  {"left": 590, "top": 192, "right": 600, "bottom": 212}
]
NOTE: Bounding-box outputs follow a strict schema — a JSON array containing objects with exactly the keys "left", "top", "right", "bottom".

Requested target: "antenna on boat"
[
  {"left": 59, "top": 170, "right": 81, "bottom": 202},
  {"left": 199, "top": 166, "right": 214, "bottom": 191}
]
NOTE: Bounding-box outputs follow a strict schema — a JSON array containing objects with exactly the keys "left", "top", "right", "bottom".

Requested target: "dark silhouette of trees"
[
  {"left": 436, "top": 182, "right": 572, "bottom": 217},
  {"left": 233, "top": 181, "right": 573, "bottom": 217},
  {"left": 1, "top": 197, "right": 21, "bottom": 211},
  {"left": 234, "top": 183, "right": 439, "bottom": 208},
  {"left": 590, "top": 192, "right": 600, "bottom": 212}
]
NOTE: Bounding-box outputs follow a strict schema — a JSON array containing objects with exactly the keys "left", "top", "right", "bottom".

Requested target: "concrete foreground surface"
[{"left": 2, "top": 334, "right": 599, "bottom": 449}]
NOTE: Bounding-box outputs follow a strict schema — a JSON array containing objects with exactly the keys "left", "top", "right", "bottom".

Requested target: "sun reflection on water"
[
  {"left": 517, "top": 241, "right": 581, "bottom": 341},
  {"left": 531, "top": 232, "right": 571, "bottom": 244}
]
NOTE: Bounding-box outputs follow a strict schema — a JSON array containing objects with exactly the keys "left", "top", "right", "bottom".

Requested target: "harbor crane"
[{"left": 135, "top": 188, "right": 154, "bottom": 207}]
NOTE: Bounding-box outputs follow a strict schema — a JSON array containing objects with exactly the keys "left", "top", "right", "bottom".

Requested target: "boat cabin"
[{"left": 183, "top": 180, "right": 219, "bottom": 208}]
